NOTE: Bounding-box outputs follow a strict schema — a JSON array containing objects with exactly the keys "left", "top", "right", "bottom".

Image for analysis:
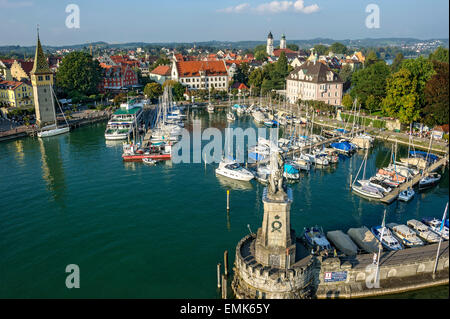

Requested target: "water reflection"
[
  {"left": 38, "top": 137, "right": 66, "bottom": 208},
  {"left": 215, "top": 174, "right": 253, "bottom": 191}
]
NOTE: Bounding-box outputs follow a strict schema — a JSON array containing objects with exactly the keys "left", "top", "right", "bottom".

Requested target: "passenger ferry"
[{"left": 104, "top": 100, "right": 144, "bottom": 140}]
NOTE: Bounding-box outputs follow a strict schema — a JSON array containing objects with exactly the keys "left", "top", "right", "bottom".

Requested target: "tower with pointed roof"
[
  {"left": 280, "top": 34, "right": 286, "bottom": 50},
  {"left": 266, "top": 31, "right": 274, "bottom": 56},
  {"left": 30, "top": 30, "right": 56, "bottom": 127}
]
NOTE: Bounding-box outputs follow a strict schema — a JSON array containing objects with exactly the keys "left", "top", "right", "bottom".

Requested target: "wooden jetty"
[{"left": 381, "top": 155, "right": 449, "bottom": 204}]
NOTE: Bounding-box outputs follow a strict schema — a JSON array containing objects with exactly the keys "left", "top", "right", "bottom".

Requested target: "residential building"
[
  {"left": 99, "top": 63, "right": 138, "bottom": 92},
  {"left": 10, "top": 60, "right": 34, "bottom": 81},
  {"left": 171, "top": 60, "right": 229, "bottom": 91},
  {"left": 286, "top": 59, "right": 343, "bottom": 106},
  {"left": 149, "top": 65, "right": 172, "bottom": 84},
  {"left": 0, "top": 80, "right": 34, "bottom": 108}
]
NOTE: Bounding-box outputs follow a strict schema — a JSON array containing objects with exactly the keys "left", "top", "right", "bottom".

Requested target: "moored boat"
[{"left": 407, "top": 219, "right": 441, "bottom": 243}]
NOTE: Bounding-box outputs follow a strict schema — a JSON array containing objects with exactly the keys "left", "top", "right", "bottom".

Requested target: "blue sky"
[{"left": 0, "top": 0, "right": 448, "bottom": 46}]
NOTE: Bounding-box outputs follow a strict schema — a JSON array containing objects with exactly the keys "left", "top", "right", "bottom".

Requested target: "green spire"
[{"left": 31, "top": 30, "right": 51, "bottom": 75}]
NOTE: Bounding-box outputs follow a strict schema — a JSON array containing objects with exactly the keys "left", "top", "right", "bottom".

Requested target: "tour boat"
[
  {"left": 419, "top": 172, "right": 441, "bottom": 189},
  {"left": 407, "top": 219, "right": 441, "bottom": 243},
  {"left": 303, "top": 226, "right": 333, "bottom": 253},
  {"left": 421, "top": 217, "right": 449, "bottom": 240},
  {"left": 105, "top": 101, "right": 144, "bottom": 140},
  {"left": 398, "top": 187, "right": 415, "bottom": 202},
  {"left": 215, "top": 158, "right": 254, "bottom": 182},
  {"left": 371, "top": 225, "right": 403, "bottom": 251},
  {"left": 388, "top": 224, "right": 424, "bottom": 248}
]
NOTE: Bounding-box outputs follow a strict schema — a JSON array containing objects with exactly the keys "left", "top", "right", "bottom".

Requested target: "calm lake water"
[{"left": 0, "top": 110, "right": 448, "bottom": 298}]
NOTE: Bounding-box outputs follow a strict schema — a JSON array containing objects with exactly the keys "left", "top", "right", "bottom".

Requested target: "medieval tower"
[
  {"left": 280, "top": 34, "right": 287, "bottom": 49},
  {"left": 31, "top": 31, "right": 56, "bottom": 127}
]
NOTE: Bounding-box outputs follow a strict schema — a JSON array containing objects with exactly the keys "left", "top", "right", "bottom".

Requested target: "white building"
[{"left": 171, "top": 60, "right": 229, "bottom": 91}]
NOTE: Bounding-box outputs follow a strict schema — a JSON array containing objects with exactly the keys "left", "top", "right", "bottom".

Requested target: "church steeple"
[{"left": 31, "top": 29, "right": 51, "bottom": 75}]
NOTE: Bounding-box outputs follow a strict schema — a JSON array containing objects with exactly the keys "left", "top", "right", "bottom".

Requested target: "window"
[
  {"left": 45, "top": 75, "right": 50, "bottom": 81},
  {"left": 38, "top": 76, "right": 43, "bottom": 81}
]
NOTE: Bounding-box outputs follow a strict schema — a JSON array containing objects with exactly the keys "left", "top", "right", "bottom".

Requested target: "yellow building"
[{"left": 0, "top": 80, "right": 34, "bottom": 108}]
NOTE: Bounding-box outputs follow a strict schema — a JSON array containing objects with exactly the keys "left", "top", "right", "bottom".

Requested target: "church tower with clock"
[
  {"left": 232, "top": 129, "right": 317, "bottom": 299},
  {"left": 31, "top": 30, "right": 56, "bottom": 128}
]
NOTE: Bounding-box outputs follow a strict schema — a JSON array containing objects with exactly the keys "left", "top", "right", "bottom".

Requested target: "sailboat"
[
  {"left": 37, "top": 86, "right": 70, "bottom": 138},
  {"left": 418, "top": 134, "right": 441, "bottom": 189},
  {"left": 352, "top": 148, "right": 385, "bottom": 199},
  {"left": 371, "top": 210, "right": 403, "bottom": 251},
  {"left": 226, "top": 93, "right": 235, "bottom": 122}
]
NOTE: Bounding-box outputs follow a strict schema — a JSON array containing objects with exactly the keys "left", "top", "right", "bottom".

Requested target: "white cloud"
[
  {"left": 218, "top": 1, "right": 319, "bottom": 15},
  {"left": 217, "top": 3, "right": 250, "bottom": 13},
  {"left": 0, "top": 0, "right": 33, "bottom": 8}
]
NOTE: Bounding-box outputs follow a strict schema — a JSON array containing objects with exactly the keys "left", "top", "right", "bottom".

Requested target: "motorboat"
[
  {"left": 358, "top": 177, "right": 392, "bottom": 194},
  {"left": 419, "top": 172, "right": 441, "bottom": 189},
  {"left": 330, "top": 140, "right": 356, "bottom": 155},
  {"left": 283, "top": 162, "right": 300, "bottom": 180},
  {"left": 352, "top": 184, "right": 384, "bottom": 199},
  {"left": 421, "top": 217, "right": 449, "bottom": 240},
  {"left": 398, "top": 187, "right": 415, "bottom": 202},
  {"left": 263, "top": 119, "right": 278, "bottom": 128},
  {"left": 407, "top": 219, "right": 441, "bottom": 243},
  {"left": 292, "top": 156, "right": 311, "bottom": 171},
  {"left": 252, "top": 110, "right": 266, "bottom": 124},
  {"left": 388, "top": 224, "right": 424, "bottom": 248},
  {"left": 303, "top": 226, "right": 333, "bottom": 253},
  {"left": 215, "top": 159, "right": 254, "bottom": 182},
  {"left": 371, "top": 225, "right": 403, "bottom": 251}
]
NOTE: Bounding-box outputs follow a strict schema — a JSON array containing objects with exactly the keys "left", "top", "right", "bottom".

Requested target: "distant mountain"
[{"left": 1, "top": 38, "right": 448, "bottom": 56}]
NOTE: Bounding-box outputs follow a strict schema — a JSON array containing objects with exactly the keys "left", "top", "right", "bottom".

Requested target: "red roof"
[
  {"left": 238, "top": 83, "right": 248, "bottom": 90},
  {"left": 273, "top": 48, "right": 298, "bottom": 57},
  {"left": 434, "top": 124, "right": 449, "bottom": 133},
  {"left": 176, "top": 60, "right": 227, "bottom": 77},
  {"left": 19, "top": 61, "right": 34, "bottom": 76},
  {"left": 0, "top": 80, "right": 26, "bottom": 90},
  {"left": 150, "top": 65, "right": 171, "bottom": 76}
]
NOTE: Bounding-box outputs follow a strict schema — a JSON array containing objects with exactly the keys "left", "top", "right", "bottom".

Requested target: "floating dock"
[{"left": 381, "top": 156, "right": 449, "bottom": 204}]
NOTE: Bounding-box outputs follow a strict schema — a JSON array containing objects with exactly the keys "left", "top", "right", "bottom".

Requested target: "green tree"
[
  {"left": 313, "top": 44, "right": 328, "bottom": 56},
  {"left": 351, "top": 61, "right": 390, "bottom": 110},
  {"left": 233, "top": 62, "right": 250, "bottom": 85},
  {"left": 172, "top": 82, "right": 186, "bottom": 101},
  {"left": 286, "top": 44, "right": 299, "bottom": 51},
  {"left": 248, "top": 68, "right": 265, "bottom": 91},
  {"left": 338, "top": 64, "right": 353, "bottom": 91},
  {"left": 56, "top": 52, "right": 103, "bottom": 97},
  {"left": 391, "top": 53, "right": 404, "bottom": 72},
  {"left": 329, "top": 42, "right": 348, "bottom": 55},
  {"left": 144, "top": 82, "right": 163, "bottom": 100},
  {"left": 342, "top": 94, "right": 353, "bottom": 109},
  {"left": 254, "top": 50, "right": 268, "bottom": 62},
  {"left": 365, "top": 50, "right": 378, "bottom": 67},
  {"left": 365, "top": 95, "right": 378, "bottom": 114},
  {"left": 382, "top": 68, "right": 420, "bottom": 124},
  {"left": 401, "top": 56, "right": 435, "bottom": 108},
  {"left": 423, "top": 61, "right": 449, "bottom": 126},
  {"left": 429, "top": 46, "right": 449, "bottom": 63}
]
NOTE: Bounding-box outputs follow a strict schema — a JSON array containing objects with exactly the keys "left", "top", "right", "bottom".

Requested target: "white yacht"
[
  {"left": 422, "top": 217, "right": 449, "bottom": 240},
  {"left": 105, "top": 101, "right": 143, "bottom": 140},
  {"left": 215, "top": 158, "right": 254, "bottom": 182},
  {"left": 37, "top": 86, "right": 70, "bottom": 138},
  {"left": 407, "top": 219, "right": 441, "bottom": 243}
]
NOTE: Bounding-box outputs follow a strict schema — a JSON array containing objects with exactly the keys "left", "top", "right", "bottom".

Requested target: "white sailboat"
[{"left": 37, "top": 86, "right": 70, "bottom": 138}]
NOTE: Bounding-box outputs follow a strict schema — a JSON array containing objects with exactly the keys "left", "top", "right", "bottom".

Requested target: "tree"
[
  {"left": 342, "top": 94, "right": 353, "bottom": 109},
  {"left": 286, "top": 44, "right": 299, "bottom": 51},
  {"left": 351, "top": 61, "right": 390, "bottom": 110},
  {"left": 365, "top": 95, "right": 378, "bottom": 114},
  {"left": 248, "top": 68, "right": 265, "bottom": 91},
  {"left": 233, "top": 62, "right": 250, "bottom": 86},
  {"left": 172, "top": 82, "right": 186, "bottom": 101},
  {"left": 329, "top": 42, "right": 348, "bottom": 55},
  {"left": 338, "top": 64, "right": 353, "bottom": 91},
  {"left": 391, "top": 53, "right": 404, "bottom": 72},
  {"left": 313, "top": 44, "right": 328, "bottom": 56},
  {"left": 365, "top": 51, "right": 378, "bottom": 67},
  {"left": 382, "top": 68, "right": 420, "bottom": 124},
  {"left": 254, "top": 50, "right": 268, "bottom": 62},
  {"left": 401, "top": 56, "right": 435, "bottom": 108},
  {"left": 423, "top": 61, "right": 449, "bottom": 126},
  {"left": 56, "top": 52, "right": 103, "bottom": 97},
  {"left": 144, "top": 82, "right": 162, "bottom": 100},
  {"left": 429, "top": 46, "right": 449, "bottom": 63}
]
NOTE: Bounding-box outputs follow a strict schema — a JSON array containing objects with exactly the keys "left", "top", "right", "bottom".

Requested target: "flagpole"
[
  {"left": 375, "top": 209, "right": 386, "bottom": 286},
  {"left": 433, "top": 202, "right": 448, "bottom": 278}
]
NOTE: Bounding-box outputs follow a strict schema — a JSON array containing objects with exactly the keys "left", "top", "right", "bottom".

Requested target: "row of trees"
[{"left": 344, "top": 47, "right": 449, "bottom": 127}]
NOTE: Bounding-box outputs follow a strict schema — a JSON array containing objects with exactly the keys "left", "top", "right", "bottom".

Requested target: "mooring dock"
[{"left": 381, "top": 155, "right": 449, "bottom": 204}]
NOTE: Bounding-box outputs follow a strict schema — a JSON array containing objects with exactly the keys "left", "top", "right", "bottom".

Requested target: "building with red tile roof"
[
  {"left": 0, "top": 80, "right": 34, "bottom": 108},
  {"left": 99, "top": 63, "right": 138, "bottom": 92},
  {"left": 171, "top": 60, "right": 229, "bottom": 91},
  {"left": 149, "top": 65, "right": 172, "bottom": 84}
]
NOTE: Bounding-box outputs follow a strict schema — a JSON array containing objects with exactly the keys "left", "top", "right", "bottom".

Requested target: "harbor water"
[{"left": 0, "top": 110, "right": 448, "bottom": 298}]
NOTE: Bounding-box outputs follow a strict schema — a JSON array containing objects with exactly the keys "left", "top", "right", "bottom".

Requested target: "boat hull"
[
  {"left": 37, "top": 126, "right": 70, "bottom": 138},
  {"left": 122, "top": 154, "right": 171, "bottom": 161}
]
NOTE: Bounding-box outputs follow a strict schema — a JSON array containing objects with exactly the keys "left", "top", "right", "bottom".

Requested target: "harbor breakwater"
[{"left": 233, "top": 235, "right": 448, "bottom": 299}]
